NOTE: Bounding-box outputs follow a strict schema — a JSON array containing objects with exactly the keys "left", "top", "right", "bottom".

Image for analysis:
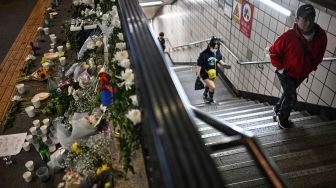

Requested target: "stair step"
[
  {"left": 197, "top": 112, "right": 306, "bottom": 132},
  {"left": 194, "top": 98, "right": 246, "bottom": 108},
  {"left": 199, "top": 115, "right": 321, "bottom": 138},
  {"left": 195, "top": 104, "right": 269, "bottom": 124},
  {"left": 211, "top": 121, "right": 336, "bottom": 165},
  {"left": 202, "top": 116, "right": 327, "bottom": 144},
  {"left": 202, "top": 102, "right": 265, "bottom": 115},
  {"left": 226, "top": 164, "right": 336, "bottom": 188},
  {"left": 171, "top": 66, "right": 194, "bottom": 72},
  {"left": 234, "top": 111, "right": 305, "bottom": 128},
  {"left": 218, "top": 144, "right": 336, "bottom": 185}
]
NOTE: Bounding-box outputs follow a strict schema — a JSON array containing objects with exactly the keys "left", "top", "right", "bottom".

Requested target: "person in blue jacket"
[{"left": 196, "top": 37, "right": 226, "bottom": 103}]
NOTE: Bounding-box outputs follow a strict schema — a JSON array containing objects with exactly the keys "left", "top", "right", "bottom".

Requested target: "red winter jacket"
[{"left": 269, "top": 23, "right": 327, "bottom": 81}]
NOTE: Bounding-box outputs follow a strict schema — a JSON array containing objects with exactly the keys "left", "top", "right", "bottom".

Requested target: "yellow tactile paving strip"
[{"left": 0, "top": 0, "right": 52, "bottom": 124}]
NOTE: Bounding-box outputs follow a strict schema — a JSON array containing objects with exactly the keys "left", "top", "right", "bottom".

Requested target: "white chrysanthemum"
[
  {"left": 101, "top": 13, "right": 109, "bottom": 21},
  {"left": 114, "top": 51, "right": 128, "bottom": 62},
  {"left": 88, "top": 58, "right": 95, "bottom": 68},
  {"left": 116, "top": 68, "right": 134, "bottom": 90},
  {"left": 11, "top": 95, "right": 22, "bottom": 101},
  {"left": 81, "top": 10, "right": 85, "bottom": 16},
  {"left": 118, "top": 58, "right": 130, "bottom": 68},
  {"left": 112, "top": 19, "right": 120, "bottom": 28},
  {"left": 129, "top": 95, "right": 138, "bottom": 106},
  {"left": 117, "top": 33, "right": 124, "bottom": 41},
  {"left": 68, "top": 86, "right": 73, "bottom": 96},
  {"left": 126, "top": 109, "right": 141, "bottom": 125},
  {"left": 109, "top": 7, "right": 118, "bottom": 18},
  {"left": 87, "top": 41, "right": 96, "bottom": 49},
  {"left": 73, "top": 0, "right": 80, "bottom": 6},
  {"left": 25, "top": 54, "right": 36, "bottom": 62},
  {"left": 88, "top": 9, "right": 95, "bottom": 15},
  {"left": 96, "top": 40, "right": 103, "bottom": 47},
  {"left": 116, "top": 42, "right": 126, "bottom": 50}
]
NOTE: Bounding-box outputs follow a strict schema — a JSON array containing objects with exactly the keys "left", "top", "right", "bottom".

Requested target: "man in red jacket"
[{"left": 269, "top": 4, "right": 327, "bottom": 129}]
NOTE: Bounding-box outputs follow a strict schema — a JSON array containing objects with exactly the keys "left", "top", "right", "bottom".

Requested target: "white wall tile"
[
  {"left": 263, "top": 13, "right": 271, "bottom": 27},
  {"left": 298, "top": 84, "right": 309, "bottom": 101},
  {"left": 256, "top": 21, "right": 263, "bottom": 34},
  {"left": 307, "top": 91, "right": 319, "bottom": 104},
  {"left": 326, "top": 33, "right": 336, "bottom": 53},
  {"left": 314, "top": 65, "right": 328, "bottom": 83},
  {"left": 330, "top": 61, "right": 336, "bottom": 74},
  {"left": 318, "top": 99, "right": 328, "bottom": 106},
  {"left": 328, "top": 16, "right": 336, "bottom": 34},
  {"left": 272, "top": 86, "right": 279, "bottom": 97},
  {"left": 317, "top": 10, "right": 331, "bottom": 31},
  {"left": 270, "top": 18, "right": 278, "bottom": 31},
  {"left": 310, "top": 78, "right": 323, "bottom": 96},
  {"left": 332, "top": 96, "right": 336, "bottom": 108},
  {"left": 266, "top": 80, "right": 273, "bottom": 93},
  {"left": 262, "top": 26, "right": 269, "bottom": 40},
  {"left": 267, "top": 31, "right": 276, "bottom": 43},
  {"left": 276, "top": 22, "right": 285, "bottom": 35},
  {"left": 321, "top": 86, "right": 335, "bottom": 105},
  {"left": 325, "top": 72, "right": 336, "bottom": 92}
]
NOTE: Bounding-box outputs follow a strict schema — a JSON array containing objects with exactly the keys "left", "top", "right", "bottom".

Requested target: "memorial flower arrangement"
[
  {"left": 65, "top": 133, "right": 113, "bottom": 178},
  {"left": 56, "top": 0, "right": 142, "bottom": 179}
]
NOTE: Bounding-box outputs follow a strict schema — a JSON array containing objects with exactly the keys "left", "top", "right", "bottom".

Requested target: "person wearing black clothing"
[
  {"left": 158, "top": 32, "right": 166, "bottom": 51},
  {"left": 196, "top": 37, "right": 226, "bottom": 103}
]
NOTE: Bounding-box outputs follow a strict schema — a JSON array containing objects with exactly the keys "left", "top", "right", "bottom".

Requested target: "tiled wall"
[{"left": 152, "top": 0, "right": 336, "bottom": 108}]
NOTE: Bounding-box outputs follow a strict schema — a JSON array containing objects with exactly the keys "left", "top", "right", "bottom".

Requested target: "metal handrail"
[
  {"left": 171, "top": 38, "right": 336, "bottom": 64},
  {"left": 190, "top": 106, "right": 288, "bottom": 188}
]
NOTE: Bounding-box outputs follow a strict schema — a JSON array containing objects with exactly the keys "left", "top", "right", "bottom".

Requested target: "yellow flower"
[
  {"left": 96, "top": 164, "right": 110, "bottom": 175},
  {"left": 96, "top": 167, "right": 102, "bottom": 175},
  {"left": 71, "top": 142, "right": 80, "bottom": 154},
  {"left": 101, "top": 164, "right": 110, "bottom": 172}
]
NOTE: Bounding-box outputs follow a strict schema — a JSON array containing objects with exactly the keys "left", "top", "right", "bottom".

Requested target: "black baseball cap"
[
  {"left": 296, "top": 4, "right": 316, "bottom": 18},
  {"left": 209, "top": 37, "right": 220, "bottom": 48}
]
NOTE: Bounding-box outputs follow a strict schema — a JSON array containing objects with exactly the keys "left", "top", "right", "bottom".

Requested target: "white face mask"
[{"left": 210, "top": 48, "right": 217, "bottom": 53}]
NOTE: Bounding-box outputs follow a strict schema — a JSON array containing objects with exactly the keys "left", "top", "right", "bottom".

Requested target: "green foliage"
[
  {"left": 2, "top": 101, "right": 21, "bottom": 132},
  {"left": 107, "top": 27, "right": 141, "bottom": 173}
]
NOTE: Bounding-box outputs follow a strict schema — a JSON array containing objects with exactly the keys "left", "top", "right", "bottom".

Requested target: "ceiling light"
[
  {"left": 140, "top": 1, "right": 163, "bottom": 7},
  {"left": 259, "top": 0, "right": 291, "bottom": 16}
]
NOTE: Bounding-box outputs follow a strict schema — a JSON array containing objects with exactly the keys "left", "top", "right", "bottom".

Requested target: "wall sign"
[
  {"left": 232, "top": 0, "right": 242, "bottom": 24},
  {"left": 239, "top": 0, "right": 254, "bottom": 38}
]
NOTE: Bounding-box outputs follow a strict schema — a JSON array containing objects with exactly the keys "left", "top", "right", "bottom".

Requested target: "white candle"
[
  {"left": 31, "top": 97, "right": 41, "bottom": 108},
  {"left": 26, "top": 135, "right": 33, "bottom": 143},
  {"left": 25, "top": 106, "right": 35, "bottom": 118},
  {"left": 22, "top": 171, "right": 32, "bottom": 182},
  {"left": 22, "top": 142, "right": 30, "bottom": 151},
  {"left": 25, "top": 161, "right": 34, "bottom": 171},
  {"left": 29, "top": 127, "right": 37, "bottom": 135},
  {"left": 16, "top": 84, "right": 25, "bottom": 94},
  {"left": 33, "top": 119, "right": 40, "bottom": 128},
  {"left": 40, "top": 125, "right": 48, "bottom": 134},
  {"left": 42, "top": 118, "right": 50, "bottom": 126},
  {"left": 59, "top": 57, "right": 66, "bottom": 66},
  {"left": 57, "top": 45, "right": 63, "bottom": 52},
  {"left": 43, "top": 27, "right": 49, "bottom": 35}
]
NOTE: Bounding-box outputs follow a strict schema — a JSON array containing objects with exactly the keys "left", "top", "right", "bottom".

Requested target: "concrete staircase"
[{"left": 174, "top": 65, "right": 336, "bottom": 187}]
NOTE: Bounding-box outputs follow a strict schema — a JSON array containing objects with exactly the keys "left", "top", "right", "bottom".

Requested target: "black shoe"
[
  {"left": 203, "top": 93, "right": 208, "bottom": 99},
  {"left": 272, "top": 107, "right": 278, "bottom": 122},
  {"left": 207, "top": 98, "right": 216, "bottom": 104},
  {"left": 276, "top": 116, "right": 292, "bottom": 129}
]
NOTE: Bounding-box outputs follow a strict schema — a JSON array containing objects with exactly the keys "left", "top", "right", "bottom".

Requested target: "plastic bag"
[{"left": 195, "top": 77, "right": 205, "bottom": 90}]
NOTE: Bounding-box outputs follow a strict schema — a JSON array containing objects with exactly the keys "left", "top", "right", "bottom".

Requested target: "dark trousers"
[{"left": 275, "top": 71, "right": 303, "bottom": 120}]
